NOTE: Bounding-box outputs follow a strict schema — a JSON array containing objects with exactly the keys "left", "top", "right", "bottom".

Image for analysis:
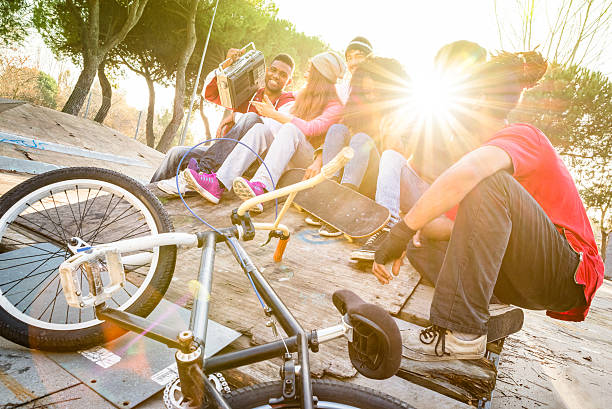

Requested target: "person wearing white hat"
[{"left": 185, "top": 51, "right": 346, "bottom": 211}]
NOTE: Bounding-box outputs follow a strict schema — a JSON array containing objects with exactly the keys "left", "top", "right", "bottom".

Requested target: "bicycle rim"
[{"left": 0, "top": 178, "right": 161, "bottom": 331}]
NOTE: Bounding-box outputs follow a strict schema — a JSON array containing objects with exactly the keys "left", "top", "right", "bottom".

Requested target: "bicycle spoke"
[
  {"left": 84, "top": 204, "right": 139, "bottom": 243},
  {"left": 107, "top": 222, "right": 150, "bottom": 242},
  {"left": 16, "top": 270, "right": 59, "bottom": 311},
  {"left": 37, "top": 278, "right": 62, "bottom": 321},
  {"left": 2, "top": 248, "right": 65, "bottom": 296},
  {"left": 38, "top": 196, "right": 69, "bottom": 245},
  {"left": 16, "top": 212, "right": 65, "bottom": 246},
  {"left": 64, "top": 190, "right": 82, "bottom": 238},
  {"left": 0, "top": 253, "right": 64, "bottom": 272},
  {"left": 84, "top": 194, "right": 123, "bottom": 244}
]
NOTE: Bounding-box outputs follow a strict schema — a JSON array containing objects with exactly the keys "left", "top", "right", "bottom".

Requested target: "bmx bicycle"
[{"left": 0, "top": 148, "right": 408, "bottom": 408}]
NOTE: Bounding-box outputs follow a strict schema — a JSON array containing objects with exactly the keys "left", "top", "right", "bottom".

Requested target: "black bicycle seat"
[{"left": 332, "top": 289, "right": 401, "bottom": 380}]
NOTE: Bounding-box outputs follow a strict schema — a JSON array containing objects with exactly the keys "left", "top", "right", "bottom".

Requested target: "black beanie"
[{"left": 345, "top": 36, "right": 373, "bottom": 57}]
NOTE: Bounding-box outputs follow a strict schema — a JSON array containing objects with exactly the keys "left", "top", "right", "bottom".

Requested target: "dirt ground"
[{"left": 0, "top": 103, "right": 610, "bottom": 408}]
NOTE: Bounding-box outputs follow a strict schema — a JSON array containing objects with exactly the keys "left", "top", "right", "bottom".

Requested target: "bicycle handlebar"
[{"left": 237, "top": 147, "right": 354, "bottom": 216}]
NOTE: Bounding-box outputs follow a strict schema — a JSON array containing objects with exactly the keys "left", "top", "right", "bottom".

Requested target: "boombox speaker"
[{"left": 216, "top": 42, "right": 265, "bottom": 110}]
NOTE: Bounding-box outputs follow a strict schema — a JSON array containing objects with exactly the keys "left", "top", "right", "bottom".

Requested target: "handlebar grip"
[
  {"left": 273, "top": 237, "right": 289, "bottom": 262},
  {"left": 320, "top": 147, "right": 354, "bottom": 179}
]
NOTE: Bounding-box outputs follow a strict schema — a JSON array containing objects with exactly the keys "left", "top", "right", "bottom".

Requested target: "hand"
[
  {"left": 223, "top": 48, "right": 245, "bottom": 69},
  {"left": 216, "top": 113, "right": 235, "bottom": 138},
  {"left": 374, "top": 221, "right": 416, "bottom": 265},
  {"left": 303, "top": 156, "right": 323, "bottom": 180},
  {"left": 252, "top": 95, "right": 276, "bottom": 118},
  {"left": 372, "top": 252, "right": 405, "bottom": 285},
  {"left": 412, "top": 229, "right": 422, "bottom": 247}
]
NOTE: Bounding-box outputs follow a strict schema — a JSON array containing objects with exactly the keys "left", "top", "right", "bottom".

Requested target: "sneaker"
[
  {"left": 232, "top": 177, "right": 266, "bottom": 213},
  {"left": 183, "top": 169, "right": 223, "bottom": 204},
  {"left": 319, "top": 223, "right": 342, "bottom": 237},
  {"left": 401, "top": 325, "right": 486, "bottom": 361},
  {"left": 156, "top": 173, "right": 193, "bottom": 196},
  {"left": 350, "top": 226, "right": 390, "bottom": 261},
  {"left": 305, "top": 216, "right": 322, "bottom": 227},
  {"left": 187, "top": 158, "right": 200, "bottom": 172}
]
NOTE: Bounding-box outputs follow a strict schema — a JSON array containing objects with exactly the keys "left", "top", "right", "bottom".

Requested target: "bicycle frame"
[{"left": 59, "top": 148, "right": 356, "bottom": 408}]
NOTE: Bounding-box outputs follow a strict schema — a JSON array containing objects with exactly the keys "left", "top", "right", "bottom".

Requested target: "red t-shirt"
[
  {"left": 204, "top": 76, "right": 294, "bottom": 114},
  {"left": 484, "top": 123, "right": 604, "bottom": 321}
]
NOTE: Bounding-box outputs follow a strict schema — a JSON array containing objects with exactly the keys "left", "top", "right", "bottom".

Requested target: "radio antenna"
[{"left": 179, "top": 0, "right": 220, "bottom": 146}]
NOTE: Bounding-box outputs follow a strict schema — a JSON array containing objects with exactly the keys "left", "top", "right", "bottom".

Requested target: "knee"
[
  {"left": 380, "top": 149, "right": 406, "bottom": 166},
  {"left": 350, "top": 133, "right": 375, "bottom": 151},
  {"left": 241, "top": 112, "right": 262, "bottom": 125},
  {"left": 462, "top": 170, "right": 513, "bottom": 205},
  {"left": 278, "top": 123, "right": 302, "bottom": 140}
]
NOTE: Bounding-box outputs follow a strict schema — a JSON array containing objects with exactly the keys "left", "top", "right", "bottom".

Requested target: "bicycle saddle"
[{"left": 332, "top": 289, "right": 401, "bottom": 380}]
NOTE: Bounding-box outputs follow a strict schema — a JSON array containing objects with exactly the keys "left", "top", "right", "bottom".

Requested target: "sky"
[
  {"left": 16, "top": 1, "right": 609, "bottom": 138},
  {"left": 272, "top": 0, "right": 502, "bottom": 80}
]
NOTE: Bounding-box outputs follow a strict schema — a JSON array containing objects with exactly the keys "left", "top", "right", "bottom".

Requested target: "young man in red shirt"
[
  {"left": 151, "top": 52, "right": 295, "bottom": 193},
  {"left": 373, "top": 51, "right": 605, "bottom": 361}
]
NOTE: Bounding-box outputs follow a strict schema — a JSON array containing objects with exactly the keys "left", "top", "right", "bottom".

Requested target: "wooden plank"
[
  {"left": 395, "top": 319, "right": 497, "bottom": 406},
  {"left": 397, "top": 283, "right": 432, "bottom": 326},
  {"left": 154, "top": 188, "right": 420, "bottom": 378}
]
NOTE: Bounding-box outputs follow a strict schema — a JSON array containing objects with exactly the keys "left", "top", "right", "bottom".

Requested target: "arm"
[
  {"left": 403, "top": 145, "right": 513, "bottom": 230},
  {"left": 371, "top": 145, "right": 513, "bottom": 284},
  {"left": 290, "top": 102, "right": 343, "bottom": 138}
]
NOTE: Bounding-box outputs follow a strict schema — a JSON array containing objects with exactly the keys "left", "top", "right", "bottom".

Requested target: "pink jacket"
[{"left": 290, "top": 100, "right": 343, "bottom": 148}]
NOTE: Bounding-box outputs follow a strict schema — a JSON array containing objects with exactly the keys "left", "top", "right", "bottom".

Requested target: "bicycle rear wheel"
[
  {"left": 223, "top": 379, "right": 413, "bottom": 408},
  {"left": 0, "top": 167, "right": 176, "bottom": 351}
]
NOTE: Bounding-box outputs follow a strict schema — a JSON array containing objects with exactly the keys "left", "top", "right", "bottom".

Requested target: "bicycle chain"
[{"left": 163, "top": 373, "right": 231, "bottom": 409}]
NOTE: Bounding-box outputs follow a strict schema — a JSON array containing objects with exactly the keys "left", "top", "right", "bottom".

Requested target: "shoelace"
[
  {"left": 419, "top": 325, "right": 450, "bottom": 357},
  {"left": 365, "top": 228, "right": 388, "bottom": 245}
]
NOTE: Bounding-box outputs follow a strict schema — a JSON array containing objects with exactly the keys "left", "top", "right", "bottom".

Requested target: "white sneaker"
[
  {"left": 401, "top": 325, "right": 486, "bottom": 361},
  {"left": 156, "top": 174, "right": 193, "bottom": 196},
  {"left": 305, "top": 216, "right": 322, "bottom": 227}
]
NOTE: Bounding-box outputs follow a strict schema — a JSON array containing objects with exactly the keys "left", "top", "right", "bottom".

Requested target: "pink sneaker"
[
  {"left": 183, "top": 169, "right": 223, "bottom": 204},
  {"left": 232, "top": 177, "right": 266, "bottom": 213}
]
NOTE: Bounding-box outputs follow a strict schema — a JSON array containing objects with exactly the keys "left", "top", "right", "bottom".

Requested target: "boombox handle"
[{"left": 219, "top": 42, "right": 257, "bottom": 72}]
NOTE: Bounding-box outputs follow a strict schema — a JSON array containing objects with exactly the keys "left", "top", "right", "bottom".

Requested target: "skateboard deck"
[{"left": 276, "top": 169, "right": 390, "bottom": 239}]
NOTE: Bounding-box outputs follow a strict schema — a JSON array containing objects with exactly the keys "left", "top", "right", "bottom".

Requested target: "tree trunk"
[
  {"left": 94, "top": 59, "right": 112, "bottom": 123},
  {"left": 145, "top": 75, "right": 156, "bottom": 148},
  {"left": 155, "top": 0, "right": 201, "bottom": 153},
  {"left": 199, "top": 96, "right": 211, "bottom": 140},
  {"left": 61, "top": 57, "right": 98, "bottom": 115}
]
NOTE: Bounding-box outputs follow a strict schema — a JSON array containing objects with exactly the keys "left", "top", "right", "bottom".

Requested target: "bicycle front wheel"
[
  {"left": 0, "top": 167, "right": 177, "bottom": 351},
  {"left": 223, "top": 379, "right": 413, "bottom": 408}
]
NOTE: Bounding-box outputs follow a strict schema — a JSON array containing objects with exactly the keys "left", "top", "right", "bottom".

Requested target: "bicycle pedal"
[{"left": 59, "top": 248, "right": 126, "bottom": 308}]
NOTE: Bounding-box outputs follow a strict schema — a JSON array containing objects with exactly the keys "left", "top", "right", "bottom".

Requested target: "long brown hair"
[
  {"left": 291, "top": 64, "right": 339, "bottom": 121},
  {"left": 476, "top": 50, "right": 548, "bottom": 119}
]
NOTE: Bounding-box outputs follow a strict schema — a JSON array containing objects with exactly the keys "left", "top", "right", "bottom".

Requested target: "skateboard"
[{"left": 276, "top": 169, "right": 390, "bottom": 240}]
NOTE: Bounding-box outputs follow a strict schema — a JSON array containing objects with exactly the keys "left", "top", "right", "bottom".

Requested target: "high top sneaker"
[
  {"left": 350, "top": 225, "right": 391, "bottom": 261},
  {"left": 183, "top": 169, "right": 223, "bottom": 204},
  {"left": 232, "top": 177, "right": 266, "bottom": 213}
]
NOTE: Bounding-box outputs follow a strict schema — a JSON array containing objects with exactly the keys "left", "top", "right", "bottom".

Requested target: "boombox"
[{"left": 216, "top": 43, "right": 266, "bottom": 110}]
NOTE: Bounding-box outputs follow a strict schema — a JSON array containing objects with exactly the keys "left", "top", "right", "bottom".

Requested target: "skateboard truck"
[{"left": 261, "top": 230, "right": 290, "bottom": 247}]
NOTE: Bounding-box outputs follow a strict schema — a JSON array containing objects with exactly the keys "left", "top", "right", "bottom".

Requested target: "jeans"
[
  {"left": 252, "top": 123, "right": 315, "bottom": 191},
  {"left": 406, "top": 171, "right": 585, "bottom": 335},
  {"left": 321, "top": 124, "right": 380, "bottom": 198},
  {"left": 149, "top": 113, "right": 262, "bottom": 182},
  {"left": 375, "top": 150, "right": 429, "bottom": 225},
  {"left": 216, "top": 122, "right": 275, "bottom": 190}
]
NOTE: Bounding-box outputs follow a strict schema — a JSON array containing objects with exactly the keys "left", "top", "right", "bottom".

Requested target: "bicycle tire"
[
  {"left": 0, "top": 167, "right": 177, "bottom": 351},
  {"left": 223, "top": 379, "right": 414, "bottom": 408}
]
